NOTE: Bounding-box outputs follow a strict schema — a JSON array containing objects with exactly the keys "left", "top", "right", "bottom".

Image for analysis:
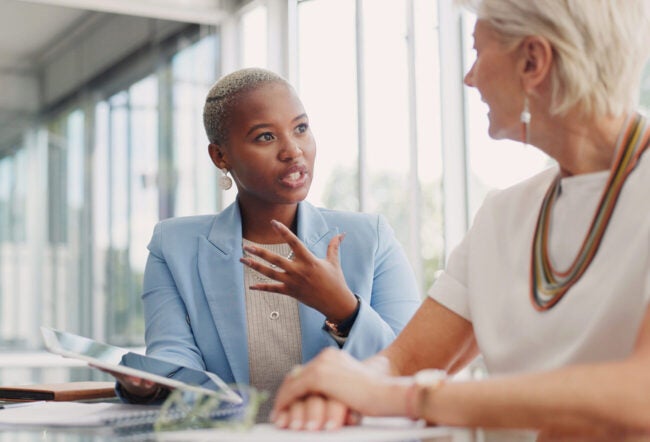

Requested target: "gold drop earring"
[{"left": 218, "top": 169, "right": 233, "bottom": 190}]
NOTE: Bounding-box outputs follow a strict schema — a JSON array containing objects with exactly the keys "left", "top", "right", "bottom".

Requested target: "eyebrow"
[{"left": 245, "top": 113, "right": 308, "bottom": 137}]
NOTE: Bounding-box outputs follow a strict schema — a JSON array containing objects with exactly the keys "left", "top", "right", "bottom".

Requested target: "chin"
[
  {"left": 487, "top": 124, "right": 513, "bottom": 141},
  {"left": 486, "top": 125, "right": 500, "bottom": 140},
  {"left": 280, "top": 188, "right": 310, "bottom": 205}
]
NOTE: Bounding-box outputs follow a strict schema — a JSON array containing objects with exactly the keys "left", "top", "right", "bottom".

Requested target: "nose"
[
  {"left": 463, "top": 62, "right": 475, "bottom": 87},
  {"left": 278, "top": 138, "right": 303, "bottom": 161}
]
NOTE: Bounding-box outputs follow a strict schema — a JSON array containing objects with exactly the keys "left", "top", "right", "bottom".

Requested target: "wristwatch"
[
  {"left": 405, "top": 368, "right": 447, "bottom": 421},
  {"left": 322, "top": 294, "right": 361, "bottom": 338}
]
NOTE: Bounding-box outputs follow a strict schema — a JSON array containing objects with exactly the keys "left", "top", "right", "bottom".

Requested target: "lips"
[{"left": 279, "top": 164, "right": 309, "bottom": 188}]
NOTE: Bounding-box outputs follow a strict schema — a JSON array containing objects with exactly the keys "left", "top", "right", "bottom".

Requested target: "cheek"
[
  {"left": 233, "top": 163, "right": 263, "bottom": 184},
  {"left": 303, "top": 137, "right": 317, "bottom": 163}
]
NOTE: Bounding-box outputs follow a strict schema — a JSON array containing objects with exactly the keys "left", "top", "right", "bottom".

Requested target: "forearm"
[
  {"left": 423, "top": 358, "right": 650, "bottom": 432},
  {"left": 377, "top": 298, "right": 476, "bottom": 377}
]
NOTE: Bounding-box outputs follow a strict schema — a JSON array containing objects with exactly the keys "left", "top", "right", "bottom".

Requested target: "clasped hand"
[
  {"left": 239, "top": 220, "right": 358, "bottom": 322},
  {"left": 270, "top": 348, "right": 406, "bottom": 430}
]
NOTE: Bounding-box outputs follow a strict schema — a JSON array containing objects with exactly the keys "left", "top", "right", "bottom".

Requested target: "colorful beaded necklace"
[{"left": 530, "top": 114, "right": 650, "bottom": 311}]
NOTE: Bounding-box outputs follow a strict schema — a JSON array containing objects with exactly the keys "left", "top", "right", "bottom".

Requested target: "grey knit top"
[{"left": 242, "top": 239, "right": 302, "bottom": 422}]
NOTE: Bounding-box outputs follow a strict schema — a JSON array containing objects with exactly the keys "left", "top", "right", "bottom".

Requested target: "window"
[
  {"left": 298, "top": 0, "right": 444, "bottom": 292},
  {"left": 0, "top": 148, "right": 28, "bottom": 347},
  {"left": 241, "top": 4, "right": 269, "bottom": 68},
  {"left": 93, "top": 76, "right": 160, "bottom": 345},
  {"left": 92, "top": 36, "right": 220, "bottom": 346},
  {"left": 172, "top": 34, "right": 221, "bottom": 216},
  {"left": 0, "top": 28, "right": 220, "bottom": 368}
]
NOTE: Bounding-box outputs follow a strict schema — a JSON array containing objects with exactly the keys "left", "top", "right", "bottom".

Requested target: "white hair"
[
  {"left": 203, "top": 67, "right": 291, "bottom": 144},
  {"left": 457, "top": 0, "right": 650, "bottom": 117}
]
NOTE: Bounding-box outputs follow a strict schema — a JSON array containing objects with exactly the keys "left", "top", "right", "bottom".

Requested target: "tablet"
[{"left": 40, "top": 327, "right": 242, "bottom": 404}]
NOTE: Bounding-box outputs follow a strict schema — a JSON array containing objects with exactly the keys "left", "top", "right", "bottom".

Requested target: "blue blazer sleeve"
[
  {"left": 337, "top": 215, "right": 421, "bottom": 359},
  {"left": 141, "top": 222, "right": 206, "bottom": 371}
]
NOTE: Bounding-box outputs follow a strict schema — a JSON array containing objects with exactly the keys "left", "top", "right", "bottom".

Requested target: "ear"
[
  {"left": 208, "top": 143, "right": 228, "bottom": 170},
  {"left": 519, "top": 35, "right": 553, "bottom": 93}
]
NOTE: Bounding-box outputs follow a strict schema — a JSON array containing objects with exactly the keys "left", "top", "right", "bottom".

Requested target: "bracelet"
[
  {"left": 323, "top": 294, "right": 361, "bottom": 338},
  {"left": 405, "top": 369, "right": 447, "bottom": 421}
]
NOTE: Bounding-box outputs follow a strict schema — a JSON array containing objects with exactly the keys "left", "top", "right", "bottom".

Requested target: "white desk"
[
  {"left": 0, "top": 401, "right": 538, "bottom": 442},
  {"left": 157, "top": 418, "right": 538, "bottom": 442}
]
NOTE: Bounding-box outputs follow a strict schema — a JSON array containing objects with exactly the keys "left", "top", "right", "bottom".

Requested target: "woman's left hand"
[{"left": 239, "top": 219, "right": 358, "bottom": 322}]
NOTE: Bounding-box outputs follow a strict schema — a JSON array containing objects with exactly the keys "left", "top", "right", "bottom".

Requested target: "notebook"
[
  {"left": 0, "top": 381, "right": 116, "bottom": 402},
  {"left": 40, "top": 327, "right": 242, "bottom": 404}
]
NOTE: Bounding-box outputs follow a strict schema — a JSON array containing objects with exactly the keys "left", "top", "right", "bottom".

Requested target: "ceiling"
[
  {"left": 0, "top": 0, "right": 232, "bottom": 150},
  {"left": 0, "top": 1, "right": 89, "bottom": 70},
  {"left": 0, "top": 0, "right": 230, "bottom": 69}
]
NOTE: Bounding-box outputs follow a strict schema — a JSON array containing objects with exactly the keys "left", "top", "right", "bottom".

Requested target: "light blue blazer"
[{"left": 141, "top": 201, "right": 420, "bottom": 386}]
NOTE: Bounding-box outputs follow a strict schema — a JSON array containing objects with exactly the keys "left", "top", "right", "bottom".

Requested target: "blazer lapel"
[
  {"left": 296, "top": 202, "right": 340, "bottom": 361},
  {"left": 197, "top": 202, "right": 250, "bottom": 385},
  {"left": 197, "top": 201, "right": 343, "bottom": 377}
]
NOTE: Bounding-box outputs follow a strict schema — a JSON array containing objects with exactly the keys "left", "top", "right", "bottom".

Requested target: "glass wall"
[
  {"left": 0, "top": 28, "right": 220, "bottom": 373},
  {"left": 91, "top": 36, "right": 221, "bottom": 346},
  {"left": 0, "top": 148, "right": 28, "bottom": 347},
  {"left": 297, "top": 0, "right": 444, "bottom": 292}
]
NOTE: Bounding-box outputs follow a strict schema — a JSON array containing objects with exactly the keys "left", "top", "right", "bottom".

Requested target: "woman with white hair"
[{"left": 269, "top": 0, "right": 650, "bottom": 436}]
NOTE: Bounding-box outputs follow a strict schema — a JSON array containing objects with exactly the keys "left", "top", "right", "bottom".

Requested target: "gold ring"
[{"left": 289, "top": 364, "right": 303, "bottom": 378}]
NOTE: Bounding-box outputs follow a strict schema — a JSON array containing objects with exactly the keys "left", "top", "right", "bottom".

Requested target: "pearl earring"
[
  {"left": 520, "top": 95, "right": 531, "bottom": 147},
  {"left": 218, "top": 169, "right": 233, "bottom": 190}
]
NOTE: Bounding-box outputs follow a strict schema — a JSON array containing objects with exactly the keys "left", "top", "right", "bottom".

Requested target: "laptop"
[{"left": 40, "top": 326, "right": 242, "bottom": 404}]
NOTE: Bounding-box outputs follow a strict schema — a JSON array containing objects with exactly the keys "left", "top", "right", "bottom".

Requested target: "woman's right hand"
[
  {"left": 115, "top": 373, "right": 160, "bottom": 398},
  {"left": 93, "top": 365, "right": 160, "bottom": 399},
  {"left": 273, "top": 394, "right": 361, "bottom": 431},
  {"left": 272, "top": 348, "right": 411, "bottom": 430},
  {"left": 240, "top": 220, "right": 358, "bottom": 323}
]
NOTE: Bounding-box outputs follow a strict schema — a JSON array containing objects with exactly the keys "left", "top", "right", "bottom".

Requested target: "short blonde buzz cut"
[
  {"left": 457, "top": 0, "right": 650, "bottom": 118},
  {"left": 203, "top": 67, "right": 291, "bottom": 144}
]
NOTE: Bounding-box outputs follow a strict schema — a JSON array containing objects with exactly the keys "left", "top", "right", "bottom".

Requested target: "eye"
[
  {"left": 295, "top": 123, "right": 309, "bottom": 134},
  {"left": 255, "top": 132, "right": 275, "bottom": 142}
]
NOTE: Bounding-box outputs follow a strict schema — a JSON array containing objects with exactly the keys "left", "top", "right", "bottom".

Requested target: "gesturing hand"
[{"left": 239, "top": 219, "right": 358, "bottom": 322}]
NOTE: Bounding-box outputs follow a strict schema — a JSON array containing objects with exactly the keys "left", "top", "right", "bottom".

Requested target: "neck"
[
  {"left": 531, "top": 110, "right": 629, "bottom": 177},
  {"left": 238, "top": 199, "right": 299, "bottom": 244}
]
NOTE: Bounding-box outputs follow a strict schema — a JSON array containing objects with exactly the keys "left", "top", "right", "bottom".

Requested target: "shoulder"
[
  {"left": 316, "top": 206, "right": 382, "bottom": 227},
  {"left": 154, "top": 215, "right": 217, "bottom": 237},
  {"left": 308, "top": 205, "right": 392, "bottom": 239},
  {"left": 479, "top": 165, "right": 557, "bottom": 213},
  {"left": 305, "top": 205, "right": 399, "bottom": 252},
  {"left": 148, "top": 215, "right": 218, "bottom": 254}
]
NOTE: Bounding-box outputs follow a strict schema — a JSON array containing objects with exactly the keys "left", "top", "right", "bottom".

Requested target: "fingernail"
[
  {"left": 271, "top": 219, "right": 282, "bottom": 229},
  {"left": 324, "top": 420, "right": 338, "bottom": 431},
  {"left": 305, "top": 420, "right": 318, "bottom": 431},
  {"left": 289, "top": 419, "right": 302, "bottom": 430},
  {"left": 243, "top": 245, "right": 256, "bottom": 253},
  {"left": 275, "top": 412, "right": 289, "bottom": 428}
]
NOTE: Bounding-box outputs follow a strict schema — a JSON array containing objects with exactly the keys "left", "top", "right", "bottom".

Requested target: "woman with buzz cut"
[{"left": 112, "top": 67, "right": 421, "bottom": 422}]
